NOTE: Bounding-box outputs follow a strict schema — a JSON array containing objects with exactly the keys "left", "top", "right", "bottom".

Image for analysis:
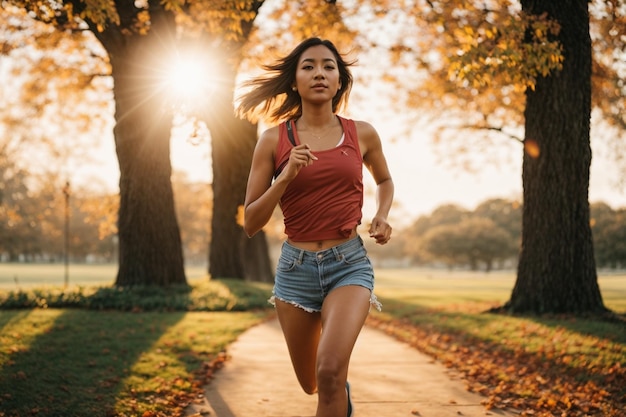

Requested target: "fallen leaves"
[
  {"left": 153, "top": 351, "right": 227, "bottom": 416},
  {"left": 366, "top": 313, "right": 626, "bottom": 417}
]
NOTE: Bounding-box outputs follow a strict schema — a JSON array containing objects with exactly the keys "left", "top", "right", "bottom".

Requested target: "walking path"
[{"left": 185, "top": 317, "right": 518, "bottom": 417}]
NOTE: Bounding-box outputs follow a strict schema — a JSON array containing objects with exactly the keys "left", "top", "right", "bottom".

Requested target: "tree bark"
[
  {"left": 97, "top": 8, "right": 186, "bottom": 286},
  {"left": 199, "top": 10, "right": 273, "bottom": 283},
  {"left": 206, "top": 75, "right": 273, "bottom": 282},
  {"left": 507, "top": 0, "right": 606, "bottom": 314}
]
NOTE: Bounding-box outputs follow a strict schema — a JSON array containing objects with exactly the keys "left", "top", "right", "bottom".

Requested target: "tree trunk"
[
  {"left": 207, "top": 93, "right": 273, "bottom": 282},
  {"left": 241, "top": 230, "right": 273, "bottom": 282},
  {"left": 99, "top": 9, "right": 186, "bottom": 286},
  {"left": 507, "top": 0, "right": 606, "bottom": 314},
  {"left": 198, "top": 40, "right": 272, "bottom": 282}
]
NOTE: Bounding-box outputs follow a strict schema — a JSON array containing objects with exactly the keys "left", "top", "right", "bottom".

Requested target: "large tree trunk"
[
  {"left": 199, "top": 12, "right": 273, "bottom": 283},
  {"left": 205, "top": 67, "right": 273, "bottom": 282},
  {"left": 98, "top": 9, "right": 186, "bottom": 286},
  {"left": 507, "top": 0, "right": 606, "bottom": 314}
]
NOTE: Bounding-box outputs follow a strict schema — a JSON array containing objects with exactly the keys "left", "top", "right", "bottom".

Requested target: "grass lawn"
[
  {"left": 0, "top": 309, "right": 268, "bottom": 417},
  {"left": 0, "top": 263, "right": 209, "bottom": 290},
  {"left": 0, "top": 264, "right": 624, "bottom": 416},
  {"left": 370, "top": 268, "right": 626, "bottom": 417},
  {"left": 373, "top": 267, "right": 626, "bottom": 313},
  {"left": 0, "top": 265, "right": 274, "bottom": 417}
]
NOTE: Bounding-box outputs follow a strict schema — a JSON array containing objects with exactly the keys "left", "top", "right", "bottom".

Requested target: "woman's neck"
[{"left": 299, "top": 104, "right": 336, "bottom": 128}]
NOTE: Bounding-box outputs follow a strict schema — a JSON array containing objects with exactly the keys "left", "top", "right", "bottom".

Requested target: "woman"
[{"left": 237, "top": 37, "right": 394, "bottom": 417}]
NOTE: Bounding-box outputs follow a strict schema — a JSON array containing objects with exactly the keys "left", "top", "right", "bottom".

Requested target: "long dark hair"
[{"left": 236, "top": 37, "right": 355, "bottom": 123}]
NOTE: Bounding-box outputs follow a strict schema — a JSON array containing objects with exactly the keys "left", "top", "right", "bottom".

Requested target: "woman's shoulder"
[
  {"left": 253, "top": 124, "right": 282, "bottom": 158},
  {"left": 340, "top": 118, "right": 381, "bottom": 156},
  {"left": 341, "top": 118, "right": 378, "bottom": 141},
  {"left": 338, "top": 116, "right": 376, "bottom": 132},
  {"left": 258, "top": 124, "right": 282, "bottom": 145},
  {"left": 260, "top": 124, "right": 281, "bottom": 140}
]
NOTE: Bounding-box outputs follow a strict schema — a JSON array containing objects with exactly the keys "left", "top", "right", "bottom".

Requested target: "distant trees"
[
  {"left": 0, "top": 170, "right": 210, "bottom": 265},
  {"left": 397, "top": 198, "right": 626, "bottom": 272},
  {"left": 401, "top": 199, "right": 522, "bottom": 272},
  {"left": 1, "top": 6, "right": 112, "bottom": 263},
  {"left": 3, "top": 183, "right": 625, "bottom": 272},
  {"left": 591, "top": 202, "right": 626, "bottom": 269},
  {"left": 0, "top": 176, "right": 117, "bottom": 263},
  {"left": 171, "top": 172, "right": 213, "bottom": 265},
  {"left": 421, "top": 218, "right": 516, "bottom": 272}
]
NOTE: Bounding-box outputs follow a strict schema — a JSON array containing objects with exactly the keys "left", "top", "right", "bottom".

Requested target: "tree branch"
[{"left": 455, "top": 123, "right": 524, "bottom": 143}]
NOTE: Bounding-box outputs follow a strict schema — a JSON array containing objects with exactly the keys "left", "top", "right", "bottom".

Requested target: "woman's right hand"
[{"left": 281, "top": 144, "right": 318, "bottom": 180}]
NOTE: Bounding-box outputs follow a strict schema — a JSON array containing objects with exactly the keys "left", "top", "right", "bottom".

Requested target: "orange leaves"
[
  {"left": 124, "top": 351, "right": 230, "bottom": 417},
  {"left": 524, "top": 139, "right": 540, "bottom": 158},
  {"left": 443, "top": 4, "right": 564, "bottom": 92},
  {"left": 80, "top": 193, "right": 119, "bottom": 240},
  {"left": 78, "top": 0, "right": 121, "bottom": 31},
  {"left": 236, "top": 204, "right": 245, "bottom": 227},
  {"left": 367, "top": 313, "right": 626, "bottom": 417}
]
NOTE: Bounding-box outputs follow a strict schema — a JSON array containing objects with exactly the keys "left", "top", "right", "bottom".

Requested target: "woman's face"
[{"left": 294, "top": 45, "right": 341, "bottom": 104}]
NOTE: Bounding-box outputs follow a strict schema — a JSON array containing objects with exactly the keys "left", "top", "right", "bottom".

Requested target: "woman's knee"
[{"left": 316, "top": 355, "right": 345, "bottom": 391}]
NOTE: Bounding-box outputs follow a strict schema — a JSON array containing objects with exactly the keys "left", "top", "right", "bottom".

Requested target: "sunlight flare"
[
  {"left": 163, "top": 51, "right": 215, "bottom": 108},
  {"left": 168, "top": 60, "right": 205, "bottom": 96}
]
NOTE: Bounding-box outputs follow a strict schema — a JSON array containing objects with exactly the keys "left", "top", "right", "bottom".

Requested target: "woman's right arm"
[{"left": 243, "top": 127, "right": 286, "bottom": 237}]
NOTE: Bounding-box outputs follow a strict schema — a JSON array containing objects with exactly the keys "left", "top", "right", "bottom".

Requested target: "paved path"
[{"left": 186, "top": 317, "right": 518, "bottom": 417}]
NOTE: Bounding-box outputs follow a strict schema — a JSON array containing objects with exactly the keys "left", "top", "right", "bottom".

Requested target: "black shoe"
[{"left": 346, "top": 381, "right": 354, "bottom": 417}]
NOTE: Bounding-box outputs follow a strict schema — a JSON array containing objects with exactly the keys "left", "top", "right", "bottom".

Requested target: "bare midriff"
[{"left": 287, "top": 228, "right": 358, "bottom": 251}]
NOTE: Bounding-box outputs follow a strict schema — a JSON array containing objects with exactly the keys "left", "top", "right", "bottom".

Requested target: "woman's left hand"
[{"left": 368, "top": 216, "right": 392, "bottom": 245}]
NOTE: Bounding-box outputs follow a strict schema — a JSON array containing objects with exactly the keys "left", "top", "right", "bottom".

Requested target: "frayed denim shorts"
[{"left": 270, "top": 235, "right": 382, "bottom": 313}]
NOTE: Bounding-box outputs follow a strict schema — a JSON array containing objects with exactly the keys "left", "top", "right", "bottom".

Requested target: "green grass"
[
  {"left": 374, "top": 267, "right": 626, "bottom": 313},
  {"left": 3, "top": 264, "right": 623, "bottom": 312},
  {"left": 0, "top": 265, "right": 275, "bottom": 416},
  {"left": 369, "top": 268, "right": 626, "bottom": 416},
  {"left": 0, "top": 279, "right": 274, "bottom": 311},
  {"left": 0, "top": 309, "right": 268, "bottom": 417}
]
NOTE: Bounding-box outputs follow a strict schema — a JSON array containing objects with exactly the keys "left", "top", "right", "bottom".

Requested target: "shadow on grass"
[
  {"left": 0, "top": 280, "right": 275, "bottom": 416},
  {"left": 527, "top": 312, "right": 626, "bottom": 345},
  {"left": 0, "top": 309, "right": 186, "bottom": 417},
  {"left": 0, "top": 309, "right": 30, "bottom": 332}
]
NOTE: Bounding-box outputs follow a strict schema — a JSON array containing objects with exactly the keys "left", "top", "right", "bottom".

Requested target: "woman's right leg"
[{"left": 275, "top": 299, "right": 322, "bottom": 394}]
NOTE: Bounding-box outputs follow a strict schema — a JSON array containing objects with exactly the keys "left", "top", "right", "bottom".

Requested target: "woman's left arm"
[{"left": 357, "top": 121, "right": 394, "bottom": 245}]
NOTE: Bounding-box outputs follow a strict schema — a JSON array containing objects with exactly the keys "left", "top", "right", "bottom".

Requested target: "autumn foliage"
[{"left": 367, "top": 311, "right": 626, "bottom": 416}]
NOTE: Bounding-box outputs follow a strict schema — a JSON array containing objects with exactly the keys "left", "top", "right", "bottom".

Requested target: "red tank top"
[{"left": 274, "top": 116, "right": 364, "bottom": 241}]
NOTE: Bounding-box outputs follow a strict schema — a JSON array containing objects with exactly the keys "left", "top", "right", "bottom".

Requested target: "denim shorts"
[{"left": 270, "top": 236, "right": 382, "bottom": 313}]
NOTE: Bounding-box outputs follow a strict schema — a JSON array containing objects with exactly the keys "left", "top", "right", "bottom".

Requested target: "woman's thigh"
[
  {"left": 317, "top": 285, "right": 372, "bottom": 378},
  {"left": 275, "top": 299, "right": 322, "bottom": 394}
]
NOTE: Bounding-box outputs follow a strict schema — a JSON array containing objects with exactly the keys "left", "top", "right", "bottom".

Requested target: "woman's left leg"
[{"left": 315, "top": 285, "right": 371, "bottom": 417}]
